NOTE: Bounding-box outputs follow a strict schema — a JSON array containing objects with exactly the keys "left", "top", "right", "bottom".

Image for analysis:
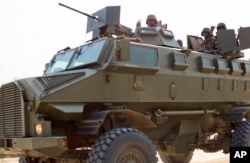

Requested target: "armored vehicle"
[{"left": 1, "top": 4, "right": 250, "bottom": 163}]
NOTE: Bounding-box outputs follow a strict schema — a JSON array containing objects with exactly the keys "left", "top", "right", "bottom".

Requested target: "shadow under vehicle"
[{"left": 1, "top": 3, "right": 250, "bottom": 163}]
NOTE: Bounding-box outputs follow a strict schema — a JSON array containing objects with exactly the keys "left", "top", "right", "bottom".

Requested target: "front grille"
[{"left": 0, "top": 82, "right": 24, "bottom": 137}]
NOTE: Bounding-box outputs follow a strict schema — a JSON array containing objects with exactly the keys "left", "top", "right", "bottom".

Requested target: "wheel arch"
[
  {"left": 78, "top": 109, "right": 156, "bottom": 135},
  {"left": 224, "top": 106, "right": 250, "bottom": 122}
]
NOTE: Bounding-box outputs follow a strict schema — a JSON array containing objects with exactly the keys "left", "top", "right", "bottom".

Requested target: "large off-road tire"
[
  {"left": 231, "top": 120, "right": 250, "bottom": 146},
  {"left": 87, "top": 128, "right": 158, "bottom": 163}
]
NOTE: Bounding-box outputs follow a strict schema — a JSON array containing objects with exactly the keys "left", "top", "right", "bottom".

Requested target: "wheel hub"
[{"left": 118, "top": 148, "right": 146, "bottom": 163}]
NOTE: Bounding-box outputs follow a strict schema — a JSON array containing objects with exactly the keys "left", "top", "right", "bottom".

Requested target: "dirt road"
[{"left": 0, "top": 150, "right": 229, "bottom": 163}]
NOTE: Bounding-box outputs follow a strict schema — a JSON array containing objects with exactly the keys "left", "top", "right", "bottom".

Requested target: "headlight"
[
  {"left": 34, "top": 121, "right": 51, "bottom": 136},
  {"left": 61, "top": 138, "right": 67, "bottom": 147},
  {"left": 35, "top": 123, "right": 43, "bottom": 136}
]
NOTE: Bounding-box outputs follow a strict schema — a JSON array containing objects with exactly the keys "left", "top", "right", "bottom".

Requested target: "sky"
[{"left": 1, "top": 0, "right": 250, "bottom": 85}]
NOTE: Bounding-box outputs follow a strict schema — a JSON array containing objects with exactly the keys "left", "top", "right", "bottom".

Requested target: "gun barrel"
[{"left": 58, "top": 3, "right": 100, "bottom": 21}]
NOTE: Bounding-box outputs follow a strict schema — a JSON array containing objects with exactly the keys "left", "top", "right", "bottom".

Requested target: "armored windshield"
[
  {"left": 68, "top": 39, "right": 106, "bottom": 68},
  {"left": 44, "top": 49, "right": 75, "bottom": 74},
  {"left": 44, "top": 39, "right": 107, "bottom": 75}
]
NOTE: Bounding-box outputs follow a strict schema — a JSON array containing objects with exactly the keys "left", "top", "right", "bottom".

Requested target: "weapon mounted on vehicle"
[{"left": 59, "top": 3, "right": 133, "bottom": 39}]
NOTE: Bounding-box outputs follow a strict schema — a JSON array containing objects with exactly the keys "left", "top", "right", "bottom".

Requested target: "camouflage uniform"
[
  {"left": 200, "top": 27, "right": 219, "bottom": 54},
  {"left": 201, "top": 37, "right": 217, "bottom": 51}
]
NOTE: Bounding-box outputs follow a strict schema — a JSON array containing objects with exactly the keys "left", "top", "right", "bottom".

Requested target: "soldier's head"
[
  {"left": 146, "top": 14, "right": 157, "bottom": 27},
  {"left": 201, "top": 27, "right": 212, "bottom": 38},
  {"left": 217, "top": 22, "right": 227, "bottom": 31}
]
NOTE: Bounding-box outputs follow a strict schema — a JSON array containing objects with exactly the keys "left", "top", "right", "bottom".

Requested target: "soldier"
[
  {"left": 146, "top": 14, "right": 158, "bottom": 27},
  {"left": 210, "top": 22, "right": 227, "bottom": 36},
  {"left": 200, "top": 27, "right": 219, "bottom": 54},
  {"left": 136, "top": 14, "right": 158, "bottom": 27},
  {"left": 216, "top": 22, "right": 227, "bottom": 31},
  {"left": 214, "top": 22, "right": 227, "bottom": 52}
]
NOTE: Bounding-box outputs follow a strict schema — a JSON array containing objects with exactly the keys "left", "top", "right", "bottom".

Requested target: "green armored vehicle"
[{"left": 1, "top": 4, "right": 250, "bottom": 163}]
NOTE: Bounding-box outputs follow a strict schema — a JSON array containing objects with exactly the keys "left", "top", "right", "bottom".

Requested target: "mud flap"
[{"left": 173, "top": 120, "right": 200, "bottom": 154}]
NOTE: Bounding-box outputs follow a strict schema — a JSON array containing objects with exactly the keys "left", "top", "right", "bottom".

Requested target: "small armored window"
[
  {"left": 119, "top": 45, "right": 158, "bottom": 67},
  {"left": 214, "top": 58, "right": 230, "bottom": 74},
  {"left": 139, "top": 27, "right": 158, "bottom": 35},
  {"left": 160, "top": 29, "right": 174, "bottom": 38},
  {"left": 202, "top": 57, "right": 212, "bottom": 67},
  {"left": 241, "top": 62, "right": 250, "bottom": 77},
  {"left": 232, "top": 62, "right": 240, "bottom": 70},
  {"left": 175, "top": 53, "right": 186, "bottom": 63},
  {"left": 218, "top": 60, "right": 227, "bottom": 68},
  {"left": 199, "top": 56, "right": 215, "bottom": 73},
  {"left": 229, "top": 60, "right": 243, "bottom": 76},
  {"left": 171, "top": 52, "right": 189, "bottom": 71}
]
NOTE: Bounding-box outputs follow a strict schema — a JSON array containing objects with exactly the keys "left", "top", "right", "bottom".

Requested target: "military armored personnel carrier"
[{"left": 1, "top": 4, "right": 250, "bottom": 163}]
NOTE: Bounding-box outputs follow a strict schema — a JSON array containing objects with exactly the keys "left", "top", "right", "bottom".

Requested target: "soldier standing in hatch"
[
  {"left": 216, "top": 22, "right": 227, "bottom": 32},
  {"left": 200, "top": 27, "right": 219, "bottom": 54},
  {"left": 136, "top": 14, "right": 158, "bottom": 27},
  {"left": 214, "top": 22, "right": 227, "bottom": 52},
  {"left": 210, "top": 22, "right": 227, "bottom": 35}
]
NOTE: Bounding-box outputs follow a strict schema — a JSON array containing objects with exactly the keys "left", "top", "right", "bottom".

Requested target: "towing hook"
[{"left": 154, "top": 109, "right": 163, "bottom": 117}]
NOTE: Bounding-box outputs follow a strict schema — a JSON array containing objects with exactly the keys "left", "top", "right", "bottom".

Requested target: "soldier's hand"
[
  {"left": 210, "top": 26, "right": 215, "bottom": 32},
  {"left": 136, "top": 19, "right": 141, "bottom": 27}
]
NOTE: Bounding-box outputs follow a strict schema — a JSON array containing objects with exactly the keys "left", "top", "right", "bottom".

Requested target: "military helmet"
[
  {"left": 201, "top": 27, "right": 212, "bottom": 36},
  {"left": 217, "top": 22, "right": 227, "bottom": 29},
  {"left": 146, "top": 14, "right": 157, "bottom": 24}
]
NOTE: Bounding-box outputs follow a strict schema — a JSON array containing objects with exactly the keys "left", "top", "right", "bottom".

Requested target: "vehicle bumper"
[{"left": 0, "top": 137, "right": 67, "bottom": 158}]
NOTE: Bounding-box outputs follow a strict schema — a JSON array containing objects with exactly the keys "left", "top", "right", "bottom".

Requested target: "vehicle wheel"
[
  {"left": 87, "top": 128, "right": 158, "bottom": 163},
  {"left": 231, "top": 120, "right": 250, "bottom": 146}
]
